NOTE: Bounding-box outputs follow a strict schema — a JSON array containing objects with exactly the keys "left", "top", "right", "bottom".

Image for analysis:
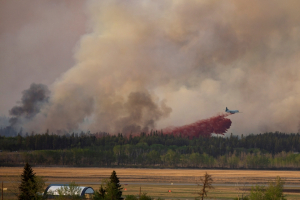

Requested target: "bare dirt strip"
[{"left": 1, "top": 167, "right": 299, "bottom": 185}]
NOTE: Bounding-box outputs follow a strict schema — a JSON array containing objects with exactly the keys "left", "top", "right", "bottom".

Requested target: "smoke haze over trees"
[{"left": 2, "top": 1, "right": 300, "bottom": 134}]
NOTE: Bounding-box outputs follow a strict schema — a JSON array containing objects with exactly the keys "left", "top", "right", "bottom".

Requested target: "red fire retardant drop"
[{"left": 163, "top": 113, "right": 232, "bottom": 138}]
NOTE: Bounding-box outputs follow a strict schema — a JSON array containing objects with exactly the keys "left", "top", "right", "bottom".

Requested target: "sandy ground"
[{"left": 1, "top": 167, "right": 299, "bottom": 184}]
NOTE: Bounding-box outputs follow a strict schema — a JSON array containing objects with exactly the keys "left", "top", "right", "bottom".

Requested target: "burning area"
[
  {"left": 163, "top": 113, "right": 232, "bottom": 138},
  {"left": 3, "top": 1, "right": 300, "bottom": 135}
]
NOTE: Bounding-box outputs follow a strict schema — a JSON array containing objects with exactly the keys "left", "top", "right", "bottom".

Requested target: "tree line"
[
  {"left": 1, "top": 147, "right": 300, "bottom": 169},
  {"left": 1, "top": 131, "right": 300, "bottom": 154},
  {"left": 0, "top": 131, "right": 300, "bottom": 169}
]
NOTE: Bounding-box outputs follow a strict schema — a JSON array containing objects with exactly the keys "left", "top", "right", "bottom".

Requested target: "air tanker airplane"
[{"left": 225, "top": 107, "right": 240, "bottom": 114}]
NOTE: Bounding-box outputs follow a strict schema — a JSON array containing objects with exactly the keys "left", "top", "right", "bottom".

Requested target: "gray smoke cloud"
[
  {"left": 0, "top": 0, "right": 86, "bottom": 116},
  {"left": 4, "top": 0, "right": 300, "bottom": 134},
  {"left": 0, "top": 116, "right": 9, "bottom": 128},
  {"left": 116, "top": 91, "right": 172, "bottom": 133},
  {"left": 9, "top": 83, "right": 50, "bottom": 126}
]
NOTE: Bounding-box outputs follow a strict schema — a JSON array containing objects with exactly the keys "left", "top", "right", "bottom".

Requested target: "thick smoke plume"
[
  {"left": 9, "top": 83, "right": 50, "bottom": 126},
  {"left": 164, "top": 113, "right": 232, "bottom": 138},
  {"left": 4, "top": 0, "right": 300, "bottom": 134}
]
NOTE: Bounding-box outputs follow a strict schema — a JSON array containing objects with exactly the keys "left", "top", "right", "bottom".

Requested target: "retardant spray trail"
[{"left": 163, "top": 113, "right": 232, "bottom": 138}]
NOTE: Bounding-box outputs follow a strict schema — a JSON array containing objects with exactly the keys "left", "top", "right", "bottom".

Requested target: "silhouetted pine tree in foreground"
[
  {"left": 110, "top": 170, "right": 123, "bottom": 199},
  {"left": 94, "top": 170, "right": 123, "bottom": 200},
  {"left": 18, "top": 162, "right": 38, "bottom": 200}
]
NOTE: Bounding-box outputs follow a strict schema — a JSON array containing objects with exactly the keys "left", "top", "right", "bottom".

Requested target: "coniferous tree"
[
  {"left": 18, "top": 162, "right": 38, "bottom": 200},
  {"left": 93, "top": 185, "right": 106, "bottom": 200},
  {"left": 99, "top": 185, "right": 106, "bottom": 198},
  {"left": 109, "top": 170, "right": 122, "bottom": 199},
  {"left": 104, "top": 181, "right": 119, "bottom": 200}
]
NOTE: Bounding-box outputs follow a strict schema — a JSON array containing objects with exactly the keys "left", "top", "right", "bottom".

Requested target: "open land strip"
[
  {"left": 1, "top": 167, "right": 300, "bottom": 199},
  {"left": 1, "top": 167, "right": 300, "bottom": 184}
]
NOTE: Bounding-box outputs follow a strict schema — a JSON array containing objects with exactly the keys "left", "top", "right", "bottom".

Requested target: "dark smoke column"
[
  {"left": 163, "top": 113, "right": 232, "bottom": 138},
  {"left": 9, "top": 83, "right": 50, "bottom": 126}
]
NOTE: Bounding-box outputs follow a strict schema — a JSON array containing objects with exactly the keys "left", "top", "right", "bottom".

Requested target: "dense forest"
[{"left": 0, "top": 131, "right": 300, "bottom": 169}]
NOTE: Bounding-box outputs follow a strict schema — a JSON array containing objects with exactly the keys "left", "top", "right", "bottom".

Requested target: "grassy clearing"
[
  {"left": 119, "top": 184, "right": 300, "bottom": 200},
  {"left": 1, "top": 168, "right": 300, "bottom": 199},
  {"left": 2, "top": 183, "right": 300, "bottom": 200},
  {"left": 1, "top": 167, "right": 300, "bottom": 183},
  {"left": 121, "top": 184, "right": 237, "bottom": 199}
]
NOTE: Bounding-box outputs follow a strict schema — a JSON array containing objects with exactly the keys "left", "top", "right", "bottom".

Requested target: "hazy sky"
[
  {"left": 2, "top": 0, "right": 300, "bottom": 135},
  {"left": 0, "top": 0, "right": 86, "bottom": 114}
]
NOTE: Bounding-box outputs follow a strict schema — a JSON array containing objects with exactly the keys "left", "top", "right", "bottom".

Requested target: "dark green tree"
[
  {"left": 94, "top": 171, "right": 122, "bottom": 200},
  {"left": 93, "top": 185, "right": 106, "bottom": 200},
  {"left": 99, "top": 185, "right": 106, "bottom": 198},
  {"left": 109, "top": 170, "right": 122, "bottom": 198},
  {"left": 125, "top": 195, "right": 138, "bottom": 200},
  {"left": 18, "top": 162, "right": 38, "bottom": 200},
  {"left": 105, "top": 181, "right": 119, "bottom": 200}
]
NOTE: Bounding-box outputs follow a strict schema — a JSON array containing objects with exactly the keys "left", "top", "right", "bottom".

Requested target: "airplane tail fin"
[{"left": 226, "top": 107, "right": 228, "bottom": 111}]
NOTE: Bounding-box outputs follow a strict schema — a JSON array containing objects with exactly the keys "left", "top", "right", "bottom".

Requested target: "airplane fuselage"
[{"left": 225, "top": 107, "right": 239, "bottom": 114}]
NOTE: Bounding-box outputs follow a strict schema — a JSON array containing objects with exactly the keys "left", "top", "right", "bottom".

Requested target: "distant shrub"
[
  {"left": 233, "top": 196, "right": 249, "bottom": 200},
  {"left": 140, "top": 193, "right": 152, "bottom": 200},
  {"left": 248, "top": 176, "right": 286, "bottom": 200},
  {"left": 125, "top": 195, "right": 138, "bottom": 200}
]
